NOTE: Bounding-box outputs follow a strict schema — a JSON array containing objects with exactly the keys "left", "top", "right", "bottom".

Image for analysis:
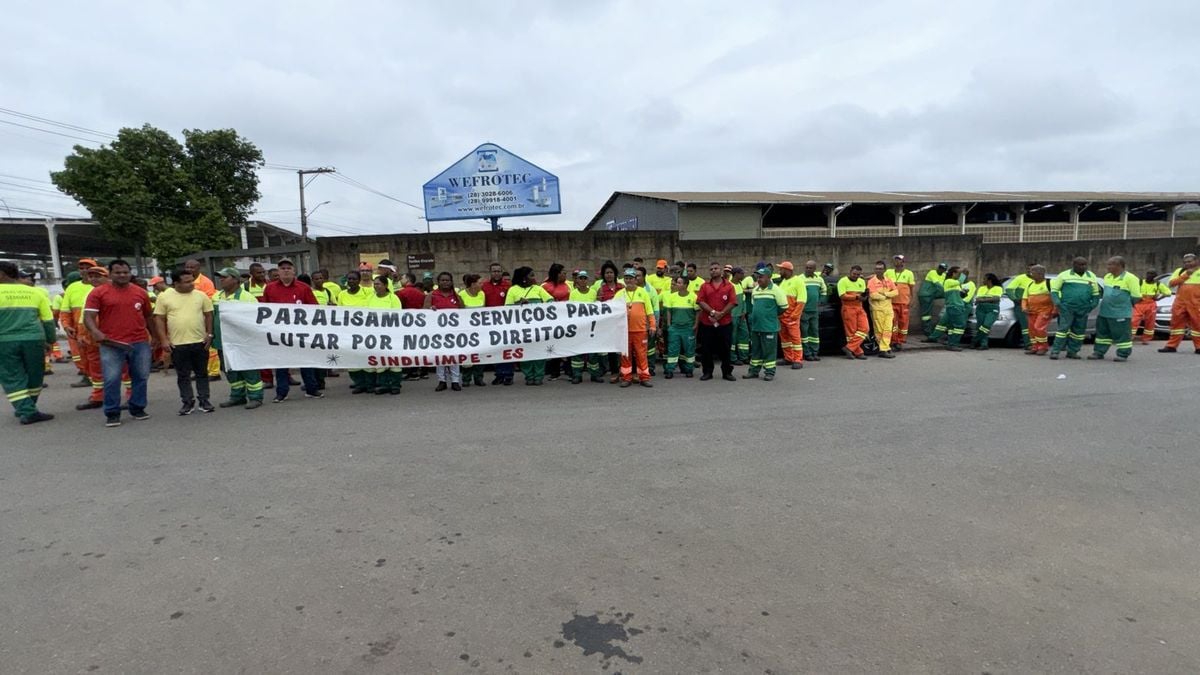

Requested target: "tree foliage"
[{"left": 51, "top": 124, "right": 264, "bottom": 265}]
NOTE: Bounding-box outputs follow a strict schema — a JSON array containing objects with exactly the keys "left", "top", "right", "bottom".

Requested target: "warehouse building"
[{"left": 584, "top": 191, "right": 1200, "bottom": 243}]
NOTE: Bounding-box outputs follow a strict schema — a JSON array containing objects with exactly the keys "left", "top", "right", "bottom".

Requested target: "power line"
[
  {"left": 0, "top": 107, "right": 117, "bottom": 139},
  {"left": 329, "top": 171, "right": 424, "bottom": 211},
  {"left": 0, "top": 119, "right": 103, "bottom": 144},
  {"left": 0, "top": 172, "right": 55, "bottom": 185}
]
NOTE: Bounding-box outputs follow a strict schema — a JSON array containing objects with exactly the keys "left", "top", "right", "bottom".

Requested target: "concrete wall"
[
  {"left": 318, "top": 232, "right": 1197, "bottom": 280},
  {"left": 978, "top": 238, "right": 1196, "bottom": 276},
  {"left": 678, "top": 204, "right": 761, "bottom": 240},
  {"left": 590, "top": 194, "right": 678, "bottom": 231}
]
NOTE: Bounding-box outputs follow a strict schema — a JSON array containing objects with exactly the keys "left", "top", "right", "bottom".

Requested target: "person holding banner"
[
  {"left": 568, "top": 269, "right": 604, "bottom": 384},
  {"left": 457, "top": 274, "right": 487, "bottom": 387},
  {"left": 595, "top": 261, "right": 622, "bottom": 382},
  {"left": 426, "top": 271, "right": 464, "bottom": 392},
  {"left": 614, "top": 268, "right": 655, "bottom": 388},
  {"left": 506, "top": 267, "right": 554, "bottom": 386},
  {"left": 261, "top": 259, "right": 322, "bottom": 401},
  {"left": 482, "top": 263, "right": 512, "bottom": 385},
  {"left": 213, "top": 268, "right": 263, "bottom": 410},
  {"left": 366, "top": 276, "right": 403, "bottom": 395},
  {"left": 336, "top": 271, "right": 375, "bottom": 394}
]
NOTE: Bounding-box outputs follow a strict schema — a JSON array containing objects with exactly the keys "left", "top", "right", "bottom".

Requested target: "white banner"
[{"left": 219, "top": 301, "right": 628, "bottom": 370}]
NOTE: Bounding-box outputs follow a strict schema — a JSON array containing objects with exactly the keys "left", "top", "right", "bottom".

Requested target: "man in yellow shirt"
[{"left": 154, "top": 269, "right": 215, "bottom": 415}]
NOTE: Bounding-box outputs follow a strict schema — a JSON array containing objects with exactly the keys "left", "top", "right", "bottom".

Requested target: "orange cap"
[
  {"left": 656, "top": 259, "right": 668, "bottom": 268},
  {"left": 149, "top": 276, "right": 164, "bottom": 285},
  {"left": 778, "top": 261, "right": 794, "bottom": 271},
  {"left": 87, "top": 266, "right": 109, "bottom": 277},
  {"left": 78, "top": 258, "right": 98, "bottom": 267}
]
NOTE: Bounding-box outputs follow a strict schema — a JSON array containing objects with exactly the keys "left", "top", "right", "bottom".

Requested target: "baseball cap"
[
  {"left": 88, "top": 266, "right": 109, "bottom": 277},
  {"left": 894, "top": 254, "right": 906, "bottom": 261},
  {"left": 277, "top": 257, "right": 295, "bottom": 266},
  {"left": 422, "top": 271, "right": 434, "bottom": 280},
  {"left": 215, "top": 267, "right": 240, "bottom": 278},
  {"left": 731, "top": 266, "right": 744, "bottom": 275},
  {"left": 149, "top": 276, "right": 164, "bottom": 285},
  {"left": 656, "top": 259, "right": 668, "bottom": 268},
  {"left": 723, "top": 264, "right": 733, "bottom": 272},
  {"left": 78, "top": 258, "right": 98, "bottom": 268},
  {"left": 937, "top": 262, "right": 948, "bottom": 268},
  {"left": 755, "top": 267, "right": 771, "bottom": 276},
  {"left": 17, "top": 268, "right": 35, "bottom": 278},
  {"left": 576, "top": 269, "right": 590, "bottom": 278},
  {"left": 778, "top": 261, "right": 794, "bottom": 271},
  {"left": 822, "top": 262, "right": 834, "bottom": 268},
  {"left": 623, "top": 268, "right": 637, "bottom": 277}
]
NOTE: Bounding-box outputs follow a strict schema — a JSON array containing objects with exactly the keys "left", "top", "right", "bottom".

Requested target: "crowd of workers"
[{"left": 1, "top": 250, "right": 1197, "bottom": 427}]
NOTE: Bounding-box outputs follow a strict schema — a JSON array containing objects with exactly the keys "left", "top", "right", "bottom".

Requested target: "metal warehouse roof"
[{"left": 617, "top": 190, "right": 1200, "bottom": 205}]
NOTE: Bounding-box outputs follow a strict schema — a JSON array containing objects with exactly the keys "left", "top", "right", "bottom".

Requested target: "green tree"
[{"left": 51, "top": 124, "right": 264, "bottom": 266}]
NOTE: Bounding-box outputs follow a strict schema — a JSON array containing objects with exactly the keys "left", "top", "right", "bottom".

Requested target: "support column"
[
  {"left": 1012, "top": 205, "right": 1026, "bottom": 243},
  {"left": 1066, "top": 204, "right": 1081, "bottom": 240},
  {"left": 953, "top": 205, "right": 968, "bottom": 235},
  {"left": 44, "top": 217, "right": 61, "bottom": 282},
  {"left": 240, "top": 224, "right": 249, "bottom": 249},
  {"left": 824, "top": 205, "right": 839, "bottom": 239},
  {"left": 1118, "top": 205, "right": 1129, "bottom": 239},
  {"left": 891, "top": 205, "right": 905, "bottom": 237},
  {"left": 1164, "top": 203, "right": 1177, "bottom": 237}
]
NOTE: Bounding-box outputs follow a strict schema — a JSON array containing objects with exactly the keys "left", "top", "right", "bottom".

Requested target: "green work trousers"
[
  {"left": 0, "top": 340, "right": 45, "bottom": 419},
  {"left": 748, "top": 331, "right": 778, "bottom": 375},
  {"left": 1093, "top": 317, "right": 1133, "bottom": 358},
  {"left": 973, "top": 304, "right": 1000, "bottom": 349},
  {"left": 1051, "top": 305, "right": 1090, "bottom": 355},
  {"left": 666, "top": 328, "right": 696, "bottom": 374},
  {"left": 730, "top": 316, "right": 750, "bottom": 362}
]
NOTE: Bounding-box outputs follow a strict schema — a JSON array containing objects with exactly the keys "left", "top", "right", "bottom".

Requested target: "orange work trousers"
[
  {"left": 81, "top": 342, "right": 104, "bottom": 402},
  {"left": 842, "top": 304, "right": 869, "bottom": 355},
  {"left": 780, "top": 300, "right": 803, "bottom": 364},
  {"left": 1027, "top": 310, "right": 1053, "bottom": 353},
  {"left": 620, "top": 331, "right": 650, "bottom": 382},
  {"left": 891, "top": 302, "right": 911, "bottom": 345},
  {"left": 1131, "top": 298, "right": 1157, "bottom": 342},
  {"left": 1165, "top": 286, "right": 1200, "bottom": 349}
]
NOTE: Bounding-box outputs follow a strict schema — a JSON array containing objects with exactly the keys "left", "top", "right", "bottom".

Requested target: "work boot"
[
  {"left": 19, "top": 412, "right": 54, "bottom": 425},
  {"left": 879, "top": 352, "right": 896, "bottom": 359},
  {"left": 451, "top": 383, "right": 462, "bottom": 391},
  {"left": 763, "top": 372, "right": 775, "bottom": 382},
  {"left": 664, "top": 371, "right": 674, "bottom": 379},
  {"left": 791, "top": 362, "right": 803, "bottom": 369},
  {"left": 1048, "top": 352, "right": 1060, "bottom": 360},
  {"left": 639, "top": 380, "right": 653, "bottom": 388},
  {"left": 474, "top": 374, "right": 486, "bottom": 386},
  {"left": 1158, "top": 346, "right": 1177, "bottom": 353},
  {"left": 245, "top": 400, "right": 263, "bottom": 410},
  {"left": 1087, "top": 353, "right": 1104, "bottom": 360},
  {"left": 390, "top": 387, "right": 402, "bottom": 395},
  {"left": 75, "top": 400, "right": 102, "bottom": 410},
  {"left": 809, "top": 354, "right": 821, "bottom": 361},
  {"left": 1113, "top": 356, "right": 1128, "bottom": 362},
  {"left": 722, "top": 373, "right": 737, "bottom": 382},
  {"left": 742, "top": 371, "right": 759, "bottom": 379},
  {"left": 619, "top": 380, "right": 632, "bottom": 388},
  {"left": 892, "top": 344, "right": 902, "bottom": 351},
  {"left": 945, "top": 345, "right": 963, "bottom": 352},
  {"left": 435, "top": 382, "right": 448, "bottom": 392},
  {"left": 70, "top": 376, "right": 92, "bottom": 388},
  {"left": 590, "top": 375, "right": 604, "bottom": 383},
  {"left": 842, "top": 347, "right": 857, "bottom": 360},
  {"left": 218, "top": 399, "right": 246, "bottom": 408},
  {"left": 1066, "top": 353, "right": 1082, "bottom": 360}
]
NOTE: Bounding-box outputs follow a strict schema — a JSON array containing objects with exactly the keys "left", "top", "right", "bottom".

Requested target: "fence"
[{"left": 761, "top": 221, "right": 1200, "bottom": 243}]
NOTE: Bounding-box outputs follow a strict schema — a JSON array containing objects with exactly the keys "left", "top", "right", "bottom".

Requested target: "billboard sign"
[{"left": 422, "top": 143, "right": 560, "bottom": 222}]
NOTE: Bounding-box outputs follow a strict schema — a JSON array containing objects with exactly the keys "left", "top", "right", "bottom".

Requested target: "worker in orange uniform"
[
  {"left": 776, "top": 261, "right": 804, "bottom": 369},
  {"left": 884, "top": 255, "right": 915, "bottom": 350},
  {"left": 614, "top": 268, "right": 655, "bottom": 387},
  {"left": 183, "top": 259, "right": 221, "bottom": 380},
  {"left": 1132, "top": 269, "right": 1170, "bottom": 343},
  {"left": 867, "top": 260, "right": 899, "bottom": 358},
  {"left": 837, "top": 265, "right": 870, "bottom": 360},
  {"left": 60, "top": 261, "right": 97, "bottom": 386},
  {"left": 73, "top": 265, "right": 109, "bottom": 410},
  {"left": 1022, "top": 265, "right": 1054, "bottom": 355},
  {"left": 1159, "top": 253, "right": 1200, "bottom": 354}
]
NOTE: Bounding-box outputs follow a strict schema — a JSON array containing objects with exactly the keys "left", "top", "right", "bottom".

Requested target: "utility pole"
[{"left": 297, "top": 167, "right": 335, "bottom": 242}]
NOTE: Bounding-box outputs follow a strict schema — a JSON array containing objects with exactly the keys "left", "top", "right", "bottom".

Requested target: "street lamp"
[{"left": 308, "top": 200, "right": 331, "bottom": 218}]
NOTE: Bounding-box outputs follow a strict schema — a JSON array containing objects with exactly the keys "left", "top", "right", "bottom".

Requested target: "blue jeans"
[
  {"left": 100, "top": 341, "right": 150, "bottom": 416},
  {"left": 274, "top": 368, "right": 318, "bottom": 398}
]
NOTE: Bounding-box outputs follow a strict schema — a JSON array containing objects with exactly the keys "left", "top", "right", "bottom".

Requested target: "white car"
[{"left": 982, "top": 275, "right": 1099, "bottom": 348}]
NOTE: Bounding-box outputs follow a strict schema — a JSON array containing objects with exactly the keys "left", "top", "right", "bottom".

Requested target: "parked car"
[
  {"left": 1153, "top": 273, "right": 1179, "bottom": 337},
  {"left": 970, "top": 274, "right": 1099, "bottom": 348}
]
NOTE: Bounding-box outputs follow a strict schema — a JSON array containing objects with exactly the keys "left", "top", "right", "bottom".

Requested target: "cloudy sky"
[{"left": 2, "top": 1, "right": 1197, "bottom": 236}]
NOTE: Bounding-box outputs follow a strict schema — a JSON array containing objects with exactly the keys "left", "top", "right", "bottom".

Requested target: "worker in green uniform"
[
  {"left": 212, "top": 267, "right": 264, "bottom": 409},
  {"left": 662, "top": 276, "right": 699, "bottom": 378},
  {"left": 1090, "top": 256, "right": 1141, "bottom": 362},
  {"left": 728, "top": 267, "right": 750, "bottom": 365},
  {"left": 1006, "top": 263, "right": 1036, "bottom": 349},
  {"left": 971, "top": 273, "right": 1004, "bottom": 349},
  {"left": 924, "top": 265, "right": 967, "bottom": 351},
  {"left": 1049, "top": 257, "right": 1101, "bottom": 360},
  {"left": 743, "top": 267, "right": 788, "bottom": 381},
  {"left": 799, "top": 260, "right": 827, "bottom": 362},
  {"left": 568, "top": 270, "right": 604, "bottom": 383},
  {"left": 0, "top": 262, "right": 56, "bottom": 425},
  {"left": 918, "top": 262, "right": 948, "bottom": 335}
]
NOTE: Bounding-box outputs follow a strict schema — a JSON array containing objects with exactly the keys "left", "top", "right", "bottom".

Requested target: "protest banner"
[{"left": 219, "top": 300, "right": 629, "bottom": 370}]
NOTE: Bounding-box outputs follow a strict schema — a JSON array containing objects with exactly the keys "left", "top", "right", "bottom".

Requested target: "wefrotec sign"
[{"left": 422, "top": 143, "right": 561, "bottom": 222}]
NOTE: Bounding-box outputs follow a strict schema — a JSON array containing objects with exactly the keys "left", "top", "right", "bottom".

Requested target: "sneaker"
[
  {"left": 105, "top": 414, "right": 121, "bottom": 428},
  {"left": 245, "top": 400, "right": 263, "bottom": 410},
  {"left": 272, "top": 395, "right": 287, "bottom": 403},
  {"left": 303, "top": 391, "right": 324, "bottom": 399},
  {"left": 435, "top": 382, "right": 448, "bottom": 392},
  {"left": 451, "top": 383, "right": 462, "bottom": 391},
  {"left": 618, "top": 380, "right": 632, "bottom": 388},
  {"left": 75, "top": 401, "right": 102, "bottom": 411},
  {"left": 19, "top": 412, "right": 54, "bottom": 425},
  {"left": 490, "top": 376, "right": 503, "bottom": 385},
  {"left": 1158, "top": 347, "right": 1177, "bottom": 353},
  {"left": 639, "top": 380, "right": 653, "bottom": 388},
  {"left": 699, "top": 373, "right": 713, "bottom": 381},
  {"left": 197, "top": 400, "right": 215, "bottom": 413},
  {"left": 129, "top": 409, "right": 150, "bottom": 421},
  {"left": 178, "top": 401, "right": 195, "bottom": 416},
  {"left": 219, "top": 399, "right": 245, "bottom": 408}
]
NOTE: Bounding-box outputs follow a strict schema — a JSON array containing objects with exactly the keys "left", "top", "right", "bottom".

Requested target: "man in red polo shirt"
[
  {"left": 480, "top": 262, "right": 513, "bottom": 384},
  {"left": 260, "top": 258, "right": 320, "bottom": 402},
  {"left": 695, "top": 261, "right": 739, "bottom": 382},
  {"left": 82, "top": 259, "right": 153, "bottom": 427}
]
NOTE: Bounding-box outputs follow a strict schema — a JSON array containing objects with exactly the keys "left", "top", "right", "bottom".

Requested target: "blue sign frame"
[{"left": 422, "top": 143, "right": 561, "bottom": 222}]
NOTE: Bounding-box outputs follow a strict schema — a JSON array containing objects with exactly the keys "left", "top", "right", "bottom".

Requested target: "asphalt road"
[{"left": 2, "top": 345, "right": 1199, "bottom": 674}]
